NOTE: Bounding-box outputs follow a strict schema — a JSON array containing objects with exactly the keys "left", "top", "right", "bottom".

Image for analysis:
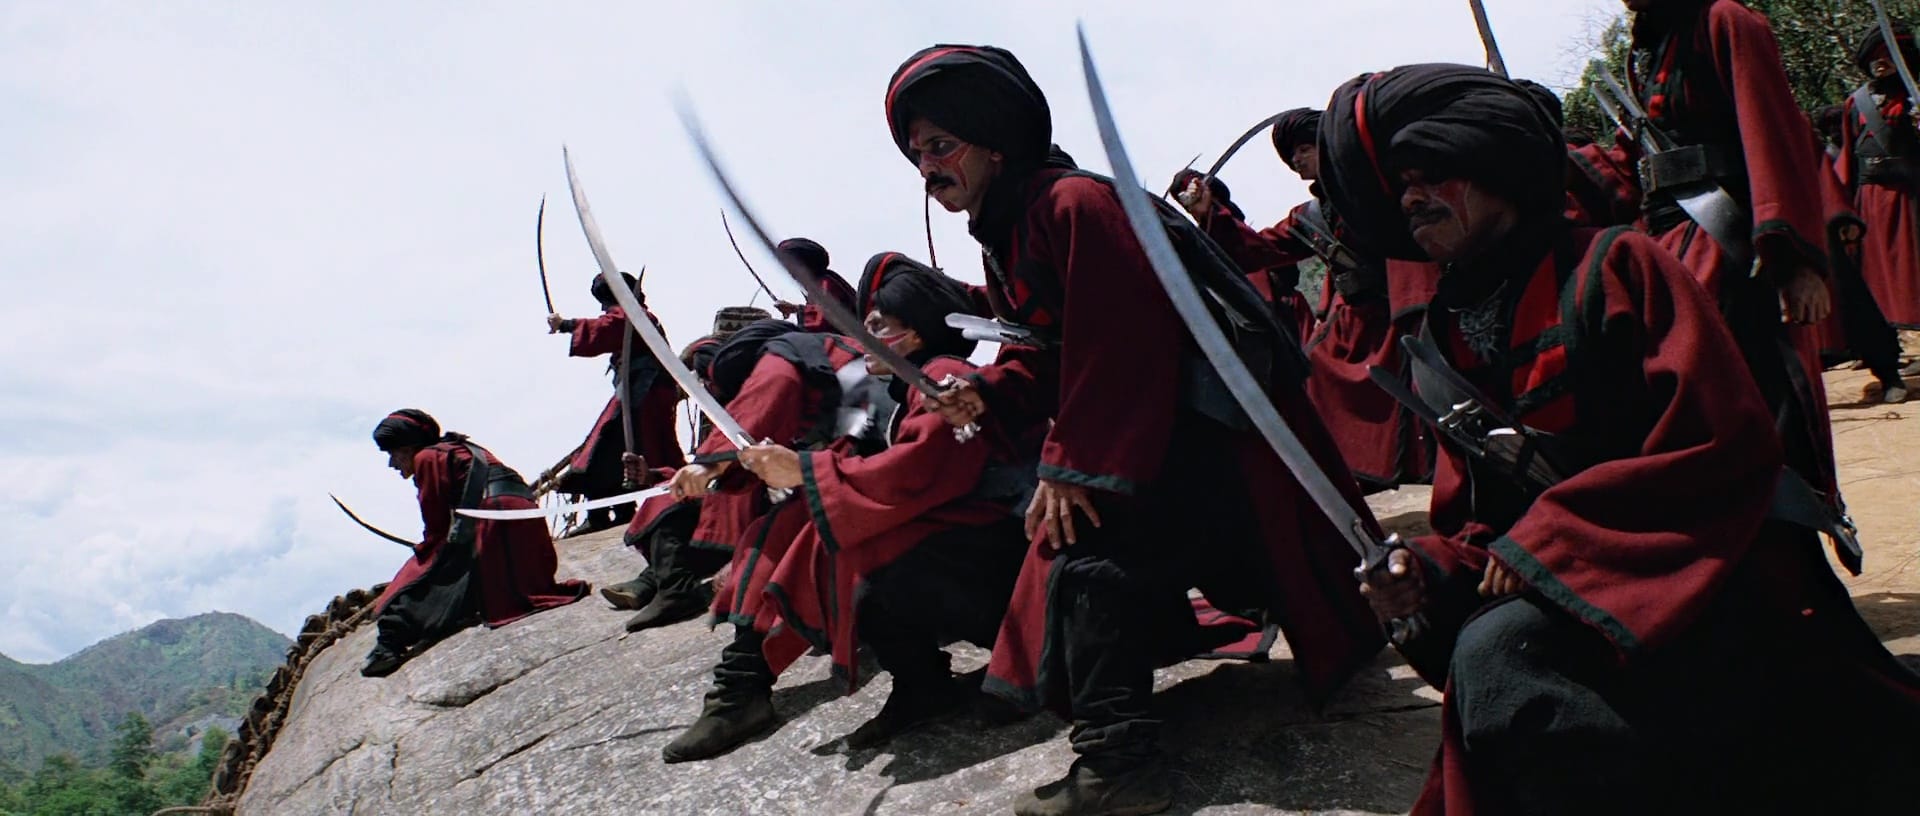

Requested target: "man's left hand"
[
  {"left": 737, "top": 443, "right": 804, "bottom": 490},
  {"left": 1770, "top": 263, "right": 1832, "bottom": 325}
]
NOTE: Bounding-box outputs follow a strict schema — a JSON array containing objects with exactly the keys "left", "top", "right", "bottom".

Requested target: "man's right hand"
[
  {"left": 1173, "top": 175, "right": 1214, "bottom": 220},
  {"left": 930, "top": 376, "right": 987, "bottom": 428},
  {"left": 1358, "top": 548, "right": 1426, "bottom": 621},
  {"left": 546, "top": 313, "right": 566, "bottom": 333},
  {"left": 668, "top": 462, "right": 731, "bottom": 500}
]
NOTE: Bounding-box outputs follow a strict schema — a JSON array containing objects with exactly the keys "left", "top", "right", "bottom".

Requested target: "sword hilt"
[
  {"left": 952, "top": 422, "right": 979, "bottom": 443},
  {"left": 1353, "top": 533, "right": 1432, "bottom": 647}
]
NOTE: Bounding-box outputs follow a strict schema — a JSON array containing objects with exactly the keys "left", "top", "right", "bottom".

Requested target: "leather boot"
[
  {"left": 1014, "top": 755, "right": 1173, "bottom": 816},
  {"left": 661, "top": 693, "right": 776, "bottom": 763}
]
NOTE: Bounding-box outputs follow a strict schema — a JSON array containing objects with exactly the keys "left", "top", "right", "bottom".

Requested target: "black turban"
[
  {"left": 775, "top": 237, "right": 855, "bottom": 311},
  {"left": 1269, "top": 107, "right": 1323, "bottom": 162},
  {"left": 681, "top": 335, "right": 723, "bottom": 380},
  {"left": 1165, "top": 168, "right": 1247, "bottom": 222},
  {"left": 855, "top": 252, "right": 977, "bottom": 362},
  {"left": 373, "top": 409, "right": 440, "bottom": 452},
  {"left": 886, "top": 45, "right": 1052, "bottom": 166},
  {"left": 1856, "top": 21, "right": 1918, "bottom": 72},
  {"left": 589, "top": 272, "right": 640, "bottom": 308},
  {"left": 1512, "top": 79, "right": 1565, "bottom": 127},
  {"left": 708, "top": 319, "right": 803, "bottom": 404},
  {"left": 1319, "top": 64, "right": 1565, "bottom": 260}
]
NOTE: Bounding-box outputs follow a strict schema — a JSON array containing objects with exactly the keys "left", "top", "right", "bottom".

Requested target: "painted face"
[
  {"left": 386, "top": 447, "right": 419, "bottom": 479},
  {"left": 1288, "top": 143, "right": 1320, "bottom": 181},
  {"left": 907, "top": 119, "right": 1002, "bottom": 217},
  {"left": 862, "top": 309, "right": 921, "bottom": 375},
  {"left": 1398, "top": 170, "right": 1518, "bottom": 262},
  {"left": 1869, "top": 47, "right": 1898, "bottom": 80}
]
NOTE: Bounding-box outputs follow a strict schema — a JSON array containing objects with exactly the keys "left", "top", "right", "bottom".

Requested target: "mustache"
[
  {"left": 925, "top": 174, "right": 957, "bottom": 193},
  {"left": 1406, "top": 204, "right": 1448, "bottom": 226}
]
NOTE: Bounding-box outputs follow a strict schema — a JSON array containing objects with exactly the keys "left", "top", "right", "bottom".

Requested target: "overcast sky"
[{"left": 0, "top": 0, "right": 1620, "bottom": 663}]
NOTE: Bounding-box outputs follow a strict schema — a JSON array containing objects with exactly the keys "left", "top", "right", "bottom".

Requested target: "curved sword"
[
  {"left": 721, "top": 210, "right": 781, "bottom": 302},
  {"left": 1077, "top": 24, "right": 1420, "bottom": 643},
  {"left": 536, "top": 196, "right": 555, "bottom": 314},
  {"left": 329, "top": 494, "right": 416, "bottom": 549},
  {"left": 1194, "top": 111, "right": 1288, "bottom": 229},
  {"left": 676, "top": 99, "right": 978, "bottom": 443},
  {"left": 456, "top": 485, "right": 669, "bottom": 521},
  {"left": 563, "top": 147, "right": 755, "bottom": 449}
]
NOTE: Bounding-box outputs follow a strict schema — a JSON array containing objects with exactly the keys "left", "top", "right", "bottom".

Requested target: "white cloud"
[{"left": 0, "top": 0, "right": 1619, "bottom": 662}]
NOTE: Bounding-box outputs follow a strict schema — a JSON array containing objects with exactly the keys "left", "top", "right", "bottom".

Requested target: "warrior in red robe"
[
  {"left": 1175, "top": 107, "right": 1435, "bottom": 493},
  {"left": 546, "top": 272, "right": 687, "bottom": 531},
  {"left": 766, "top": 237, "right": 858, "bottom": 333},
  {"left": 720, "top": 255, "right": 1038, "bottom": 751},
  {"left": 600, "top": 335, "right": 737, "bottom": 632},
  {"left": 1839, "top": 22, "right": 1920, "bottom": 380},
  {"left": 362, "top": 410, "right": 589, "bottom": 677},
  {"left": 1514, "top": 79, "right": 1643, "bottom": 229},
  {"left": 1324, "top": 63, "right": 1920, "bottom": 815},
  {"left": 659, "top": 320, "right": 897, "bottom": 763},
  {"left": 1625, "top": 0, "right": 1845, "bottom": 509},
  {"left": 889, "top": 46, "right": 1385, "bottom": 815},
  {"left": 1163, "top": 171, "right": 1317, "bottom": 342}
]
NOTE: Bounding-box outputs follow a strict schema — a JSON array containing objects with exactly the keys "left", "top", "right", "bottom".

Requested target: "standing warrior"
[
  {"left": 1176, "top": 107, "right": 1434, "bottom": 493},
  {"left": 1624, "top": 0, "right": 1841, "bottom": 504},
  {"left": 363, "top": 409, "right": 590, "bottom": 677},
  {"left": 1841, "top": 21, "right": 1920, "bottom": 363},
  {"left": 547, "top": 272, "right": 687, "bottom": 530},
  {"left": 1323, "top": 63, "right": 1920, "bottom": 815},
  {"left": 889, "top": 45, "right": 1384, "bottom": 815}
]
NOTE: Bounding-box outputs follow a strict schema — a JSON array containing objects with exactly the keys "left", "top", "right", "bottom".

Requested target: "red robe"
[
  {"left": 373, "top": 440, "right": 588, "bottom": 627},
  {"left": 1204, "top": 198, "right": 1435, "bottom": 490},
  {"left": 1563, "top": 139, "right": 1641, "bottom": 228},
  {"left": 751, "top": 357, "right": 1014, "bottom": 689},
  {"left": 1632, "top": 0, "right": 1839, "bottom": 496},
  {"left": 1406, "top": 226, "right": 1920, "bottom": 814},
  {"left": 692, "top": 337, "right": 869, "bottom": 624},
  {"left": 1839, "top": 85, "right": 1920, "bottom": 328},
  {"left": 566, "top": 306, "right": 687, "bottom": 475},
  {"left": 970, "top": 170, "right": 1384, "bottom": 709}
]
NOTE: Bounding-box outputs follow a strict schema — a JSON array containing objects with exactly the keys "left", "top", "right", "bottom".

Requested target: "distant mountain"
[{"left": 0, "top": 612, "right": 290, "bottom": 769}]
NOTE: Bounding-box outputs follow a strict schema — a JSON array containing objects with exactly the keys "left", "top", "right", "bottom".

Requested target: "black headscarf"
[
  {"left": 1165, "top": 168, "right": 1247, "bottom": 222},
  {"left": 707, "top": 319, "right": 803, "bottom": 403},
  {"left": 373, "top": 409, "right": 440, "bottom": 452},
  {"left": 681, "top": 335, "right": 723, "bottom": 380},
  {"left": 1513, "top": 79, "right": 1565, "bottom": 127},
  {"left": 589, "top": 272, "right": 641, "bottom": 309},
  {"left": 776, "top": 237, "right": 856, "bottom": 312},
  {"left": 1319, "top": 64, "right": 1565, "bottom": 260},
  {"left": 886, "top": 45, "right": 1051, "bottom": 167},
  {"left": 855, "top": 252, "right": 977, "bottom": 362},
  {"left": 1269, "top": 107, "right": 1323, "bottom": 162}
]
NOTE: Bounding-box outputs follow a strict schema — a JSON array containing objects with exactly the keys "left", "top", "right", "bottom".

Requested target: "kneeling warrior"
[
  {"left": 363, "top": 409, "right": 589, "bottom": 677},
  {"left": 1326, "top": 64, "right": 1920, "bottom": 815}
]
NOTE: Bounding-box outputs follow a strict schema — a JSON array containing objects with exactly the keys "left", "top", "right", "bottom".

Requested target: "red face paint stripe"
[{"left": 886, "top": 47, "right": 969, "bottom": 136}]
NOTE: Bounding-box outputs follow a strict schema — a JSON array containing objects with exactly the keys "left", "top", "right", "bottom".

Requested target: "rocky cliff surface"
[{"left": 232, "top": 489, "right": 1443, "bottom": 815}]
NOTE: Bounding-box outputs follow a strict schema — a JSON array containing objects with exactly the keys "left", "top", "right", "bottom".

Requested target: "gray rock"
[{"left": 241, "top": 493, "right": 1451, "bottom": 815}]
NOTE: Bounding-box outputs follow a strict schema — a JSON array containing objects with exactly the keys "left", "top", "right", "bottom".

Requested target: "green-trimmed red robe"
[
  {"left": 967, "top": 170, "right": 1385, "bottom": 710},
  {"left": 1406, "top": 225, "right": 1920, "bottom": 814},
  {"left": 374, "top": 440, "right": 588, "bottom": 627}
]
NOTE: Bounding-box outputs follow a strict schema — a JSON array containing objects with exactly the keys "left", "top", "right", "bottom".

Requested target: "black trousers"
[
  {"left": 641, "top": 506, "right": 730, "bottom": 598},
  {"left": 1050, "top": 417, "right": 1277, "bottom": 767},
  {"left": 1446, "top": 565, "right": 1920, "bottom": 815},
  {"left": 1828, "top": 249, "right": 1907, "bottom": 386},
  {"left": 709, "top": 626, "right": 775, "bottom": 706},
  {"left": 856, "top": 519, "right": 1028, "bottom": 690},
  {"left": 373, "top": 541, "right": 479, "bottom": 655}
]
